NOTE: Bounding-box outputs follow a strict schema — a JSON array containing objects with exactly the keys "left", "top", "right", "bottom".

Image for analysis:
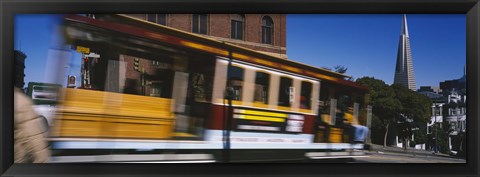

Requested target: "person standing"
[{"left": 14, "top": 87, "right": 50, "bottom": 163}]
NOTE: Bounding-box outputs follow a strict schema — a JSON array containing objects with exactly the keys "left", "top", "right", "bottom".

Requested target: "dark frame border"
[{"left": 1, "top": 0, "right": 479, "bottom": 176}]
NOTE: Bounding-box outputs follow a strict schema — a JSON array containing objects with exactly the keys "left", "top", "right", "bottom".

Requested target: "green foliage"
[
  {"left": 356, "top": 77, "right": 432, "bottom": 147},
  {"left": 356, "top": 77, "right": 400, "bottom": 146},
  {"left": 409, "top": 140, "right": 416, "bottom": 147},
  {"left": 390, "top": 84, "right": 431, "bottom": 144},
  {"left": 356, "top": 77, "right": 400, "bottom": 125},
  {"left": 370, "top": 115, "right": 385, "bottom": 144},
  {"left": 334, "top": 65, "right": 348, "bottom": 74},
  {"left": 431, "top": 123, "right": 451, "bottom": 154},
  {"left": 413, "top": 122, "right": 428, "bottom": 144},
  {"left": 391, "top": 84, "right": 432, "bottom": 124},
  {"left": 337, "top": 95, "right": 350, "bottom": 113}
]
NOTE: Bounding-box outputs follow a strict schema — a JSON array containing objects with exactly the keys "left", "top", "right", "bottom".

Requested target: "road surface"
[{"left": 351, "top": 150, "right": 466, "bottom": 163}]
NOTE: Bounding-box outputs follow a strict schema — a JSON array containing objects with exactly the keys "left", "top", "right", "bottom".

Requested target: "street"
[
  {"left": 351, "top": 151, "right": 466, "bottom": 163},
  {"left": 50, "top": 148, "right": 466, "bottom": 163}
]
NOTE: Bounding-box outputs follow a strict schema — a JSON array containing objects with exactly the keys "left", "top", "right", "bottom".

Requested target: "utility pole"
[
  {"left": 366, "top": 105, "right": 373, "bottom": 145},
  {"left": 222, "top": 50, "right": 233, "bottom": 163},
  {"left": 434, "top": 104, "right": 440, "bottom": 153}
]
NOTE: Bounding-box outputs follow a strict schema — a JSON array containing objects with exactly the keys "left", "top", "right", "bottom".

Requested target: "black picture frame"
[{"left": 1, "top": 0, "right": 479, "bottom": 176}]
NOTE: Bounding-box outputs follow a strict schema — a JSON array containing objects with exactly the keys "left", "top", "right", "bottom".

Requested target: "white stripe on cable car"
[
  {"left": 50, "top": 154, "right": 214, "bottom": 163},
  {"left": 50, "top": 130, "right": 364, "bottom": 150},
  {"left": 51, "top": 140, "right": 364, "bottom": 150}
]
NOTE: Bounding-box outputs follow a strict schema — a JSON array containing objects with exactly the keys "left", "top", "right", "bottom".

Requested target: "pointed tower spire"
[
  {"left": 401, "top": 14, "right": 409, "bottom": 37},
  {"left": 394, "top": 14, "right": 416, "bottom": 91}
]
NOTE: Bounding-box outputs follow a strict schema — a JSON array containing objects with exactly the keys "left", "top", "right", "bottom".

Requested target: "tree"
[
  {"left": 413, "top": 121, "right": 428, "bottom": 145},
  {"left": 356, "top": 77, "right": 401, "bottom": 147},
  {"left": 334, "top": 65, "right": 348, "bottom": 74},
  {"left": 391, "top": 84, "right": 432, "bottom": 149},
  {"left": 430, "top": 122, "right": 451, "bottom": 154}
]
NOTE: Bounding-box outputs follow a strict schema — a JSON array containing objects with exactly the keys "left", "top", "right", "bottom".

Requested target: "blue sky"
[
  {"left": 15, "top": 14, "right": 466, "bottom": 89},
  {"left": 14, "top": 14, "right": 82, "bottom": 87},
  {"left": 287, "top": 14, "right": 466, "bottom": 87}
]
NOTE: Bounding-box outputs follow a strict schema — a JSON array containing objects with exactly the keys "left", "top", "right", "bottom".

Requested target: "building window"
[
  {"left": 193, "top": 14, "right": 208, "bottom": 34},
  {"left": 300, "top": 81, "right": 312, "bottom": 109},
  {"left": 151, "top": 60, "right": 171, "bottom": 69},
  {"left": 124, "top": 56, "right": 174, "bottom": 98},
  {"left": 278, "top": 77, "right": 293, "bottom": 107},
  {"left": 146, "top": 14, "right": 167, "bottom": 25},
  {"left": 227, "top": 66, "right": 244, "bottom": 101},
  {"left": 147, "top": 14, "right": 156, "bottom": 23},
  {"left": 231, "top": 14, "right": 244, "bottom": 40},
  {"left": 150, "top": 82, "right": 162, "bottom": 97},
  {"left": 261, "top": 16, "right": 273, "bottom": 45},
  {"left": 157, "top": 14, "right": 167, "bottom": 25},
  {"left": 254, "top": 72, "right": 270, "bottom": 104}
]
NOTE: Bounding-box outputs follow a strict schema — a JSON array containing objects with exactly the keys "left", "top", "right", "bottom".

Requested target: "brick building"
[{"left": 126, "top": 14, "right": 287, "bottom": 59}]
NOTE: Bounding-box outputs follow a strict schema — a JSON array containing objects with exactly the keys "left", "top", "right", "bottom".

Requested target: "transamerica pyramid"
[{"left": 394, "top": 14, "right": 416, "bottom": 91}]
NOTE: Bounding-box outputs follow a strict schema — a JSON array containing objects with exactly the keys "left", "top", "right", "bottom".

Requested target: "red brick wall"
[
  {"left": 168, "top": 14, "right": 191, "bottom": 32},
  {"left": 122, "top": 55, "right": 165, "bottom": 96},
  {"left": 279, "top": 14, "right": 287, "bottom": 48},
  {"left": 122, "top": 55, "right": 142, "bottom": 94},
  {"left": 209, "top": 14, "right": 230, "bottom": 38},
  {"left": 243, "top": 14, "right": 286, "bottom": 48}
]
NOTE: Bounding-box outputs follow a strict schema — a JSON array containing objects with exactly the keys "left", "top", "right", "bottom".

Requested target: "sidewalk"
[{"left": 367, "top": 144, "right": 453, "bottom": 158}]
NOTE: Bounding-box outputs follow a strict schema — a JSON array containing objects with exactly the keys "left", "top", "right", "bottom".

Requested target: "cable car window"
[
  {"left": 227, "top": 66, "right": 244, "bottom": 101},
  {"left": 278, "top": 77, "right": 292, "bottom": 107},
  {"left": 300, "top": 81, "right": 312, "bottom": 109},
  {"left": 254, "top": 71, "right": 270, "bottom": 104}
]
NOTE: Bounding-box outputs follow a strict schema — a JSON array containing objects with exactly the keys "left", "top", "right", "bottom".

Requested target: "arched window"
[
  {"left": 261, "top": 16, "right": 273, "bottom": 44},
  {"left": 193, "top": 14, "right": 208, "bottom": 34},
  {"left": 231, "top": 14, "right": 244, "bottom": 40}
]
